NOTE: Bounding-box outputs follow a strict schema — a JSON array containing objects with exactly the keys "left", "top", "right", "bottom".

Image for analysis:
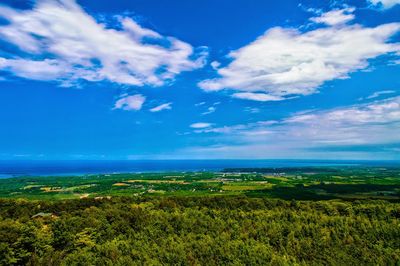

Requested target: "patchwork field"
[{"left": 1, "top": 167, "right": 399, "bottom": 201}]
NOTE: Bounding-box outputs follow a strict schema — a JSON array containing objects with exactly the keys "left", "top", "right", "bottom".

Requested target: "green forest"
[
  {"left": 1, "top": 197, "right": 400, "bottom": 265},
  {"left": 0, "top": 167, "right": 399, "bottom": 265}
]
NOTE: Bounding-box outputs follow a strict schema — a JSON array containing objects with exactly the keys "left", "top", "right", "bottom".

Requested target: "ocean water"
[{"left": 0, "top": 159, "right": 399, "bottom": 178}]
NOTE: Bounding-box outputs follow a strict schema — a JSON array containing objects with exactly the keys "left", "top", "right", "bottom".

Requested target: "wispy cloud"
[
  {"left": 0, "top": 0, "right": 207, "bottom": 87},
  {"left": 232, "top": 92, "right": 285, "bottom": 102},
  {"left": 199, "top": 7, "right": 400, "bottom": 101},
  {"left": 210, "top": 61, "right": 221, "bottom": 70},
  {"left": 364, "top": 90, "right": 396, "bottom": 100},
  {"left": 190, "top": 122, "right": 213, "bottom": 129},
  {"left": 114, "top": 94, "right": 145, "bottom": 111},
  {"left": 188, "top": 96, "right": 400, "bottom": 158},
  {"left": 201, "top": 106, "right": 216, "bottom": 115},
  {"left": 368, "top": 0, "right": 400, "bottom": 9},
  {"left": 244, "top": 107, "right": 261, "bottom": 113},
  {"left": 195, "top": 102, "right": 206, "bottom": 107},
  {"left": 150, "top": 102, "right": 172, "bottom": 112},
  {"left": 283, "top": 96, "right": 400, "bottom": 134}
]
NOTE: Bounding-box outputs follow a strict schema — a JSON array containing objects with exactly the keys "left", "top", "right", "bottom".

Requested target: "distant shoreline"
[{"left": 0, "top": 159, "right": 399, "bottom": 178}]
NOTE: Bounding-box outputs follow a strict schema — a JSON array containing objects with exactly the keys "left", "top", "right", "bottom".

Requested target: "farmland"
[{"left": 1, "top": 167, "right": 399, "bottom": 201}]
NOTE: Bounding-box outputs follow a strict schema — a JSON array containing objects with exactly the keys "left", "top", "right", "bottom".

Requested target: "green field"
[
  {"left": 1, "top": 167, "right": 399, "bottom": 201},
  {"left": 1, "top": 167, "right": 400, "bottom": 265}
]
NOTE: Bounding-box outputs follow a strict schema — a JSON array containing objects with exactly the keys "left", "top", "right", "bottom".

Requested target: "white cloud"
[
  {"left": 210, "top": 61, "right": 221, "bottom": 70},
  {"left": 195, "top": 102, "right": 206, "bottom": 107},
  {"left": 232, "top": 92, "right": 285, "bottom": 102},
  {"left": 284, "top": 96, "right": 400, "bottom": 127},
  {"left": 193, "top": 124, "right": 247, "bottom": 134},
  {"left": 244, "top": 107, "right": 261, "bottom": 113},
  {"left": 201, "top": 106, "right": 216, "bottom": 115},
  {"left": 114, "top": 94, "right": 145, "bottom": 111},
  {"left": 0, "top": 58, "right": 68, "bottom": 81},
  {"left": 149, "top": 102, "right": 172, "bottom": 112},
  {"left": 364, "top": 90, "right": 396, "bottom": 99},
  {"left": 280, "top": 96, "right": 400, "bottom": 147},
  {"left": 0, "top": 0, "right": 206, "bottom": 86},
  {"left": 199, "top": 8, "right": 400, "bottom": 101},
  {"left": 189, "top": 96, "right": 400, "bottom": 158},
  {"left": 192, "top": 120, "right": 277, "bottom": 134},
  {"left": 369, "top": 0, "right": 400, "bottom": 9},
  {"left": 310, "top": 7, "right": 355, "bottom": 26},
  {"left": 190, "top": 122, "right": 213, "bottom": 129}
]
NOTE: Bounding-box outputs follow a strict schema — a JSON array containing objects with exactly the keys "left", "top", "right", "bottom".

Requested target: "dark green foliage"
[
  {"left": 0, "top": 167, "right": 399, "bottom": 265},
  {"left": 0, "top": 196, "right": 399, "bottom": 265}
]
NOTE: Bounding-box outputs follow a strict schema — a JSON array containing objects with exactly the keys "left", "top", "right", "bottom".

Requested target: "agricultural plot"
[{"left": 0, "top": 167, "right": 399, "bottom": 201}]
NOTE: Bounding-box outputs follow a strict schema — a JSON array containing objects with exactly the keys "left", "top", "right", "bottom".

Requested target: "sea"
[{"left": 0, "top": 159, "right": 399, "bottom": 178}]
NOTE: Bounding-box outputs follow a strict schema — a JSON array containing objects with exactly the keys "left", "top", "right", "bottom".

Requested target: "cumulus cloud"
[
  {"left": 0, "top": 58, "right": 68, "bottom": 81},
  {"left": 190, "top": 122, "right": 213, "bottom": 129},
  {"left": 198, "top": 8, "right": 400, "bottom": 101},
  {"left": 0, "top": 0, "right": 206, "bottom": 87},
  {"left": 114, "top": 94, "right": 145, "bottom": 111},
  {"left": 369, "top": 0, "right": 400, "bottom": 9},
  {"left": 149, "top": 102, "right": 172, "bottom": 112},
  {"left": 190, "top": 96, "right": 400, "bottom": 157}
]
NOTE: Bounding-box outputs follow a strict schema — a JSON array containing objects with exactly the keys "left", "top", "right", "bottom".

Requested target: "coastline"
[{"left": 0, "top": 159, "right": 399, "bottom": 178}]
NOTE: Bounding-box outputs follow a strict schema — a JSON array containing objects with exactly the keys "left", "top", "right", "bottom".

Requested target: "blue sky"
[{"left": 0, "top": 0, "right": 399, "bottom": 160}]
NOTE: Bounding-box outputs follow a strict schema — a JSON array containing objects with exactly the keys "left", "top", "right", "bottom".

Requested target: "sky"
[{"left": 0, "top": 0, "right": 399, "bottom": 160}]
